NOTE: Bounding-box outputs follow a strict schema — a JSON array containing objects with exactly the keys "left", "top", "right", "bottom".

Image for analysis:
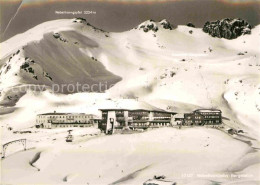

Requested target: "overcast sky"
[{"left": 1, "top": 0, "right": 260, "bottom": 42}]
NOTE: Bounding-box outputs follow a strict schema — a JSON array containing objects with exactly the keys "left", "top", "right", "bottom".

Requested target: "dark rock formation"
[
  {"left": 137, "top": 19, "right": 173, "bottom": 33},
  {"left": 187, "top": 22, "right": 195, "bottom": 28},
  {"left": 73, "top": 18, "right": 107, "bottom": 33},
  {"left": 138, "top": 21, "right": 159, "bottom": 33},
  {"left": 53, "top": 33, "right": 60, "bottom": 39},
  {"left": 160, "top": 19, "right": 173, "bottom": 30},
  {"left": 73, "top": 17, "right": 86, "bottom": 23},
  {"left": 203, "top": 18, "right": 251, "bottom": 39}
]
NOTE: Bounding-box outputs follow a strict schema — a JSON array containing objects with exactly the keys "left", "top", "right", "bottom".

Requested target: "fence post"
[{"left": 1, "top": 139, "right": 27, "bottom": 159}]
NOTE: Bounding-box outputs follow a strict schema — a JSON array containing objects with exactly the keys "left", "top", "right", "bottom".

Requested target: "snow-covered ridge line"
[
  {"left": 0, "top": 18, "right": 109, "bottom": 60},
  {"left": 133, "top": 19, "right": 173, "bottom": 32},
  {"left": 1, "top": 17, "right": 257, "bottom": 59}
]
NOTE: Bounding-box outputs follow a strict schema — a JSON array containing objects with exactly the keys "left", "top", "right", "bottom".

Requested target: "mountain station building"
[
  {"left": 36, "top": 111, "right": 95, "bottom": 128},
  {"left": 177, "top": 109, "right": 222, "bottom": 126},
  {"left": 99, "top": 108, "right": 176, "bottom": 134}
]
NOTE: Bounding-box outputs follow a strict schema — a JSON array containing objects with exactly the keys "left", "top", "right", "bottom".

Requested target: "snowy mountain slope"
[
  {"left": 0, "top": 30, "right": 121, "bottom": 92},
  {"left": 0, "top": 18, "right": 259, "bottom": 137},
  {"left": 0, "top": 19, "right": 122, "bottom": 105},
  {"left": 108, "top": 22, "right": 260, "bottom": 137},
  {"left": 1, "top": 127, "right": 253, "bottom": 185}
]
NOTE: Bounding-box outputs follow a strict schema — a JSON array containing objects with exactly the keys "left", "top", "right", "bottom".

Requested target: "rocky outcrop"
[
  {"left": 203, "top": 18, "right": 251, "bottom": 39},
  {"left": 187, "top": 22, "right": 195, "bottom": 28},
  {"left": 137, "top": 20, "right": 159, "bottom": 33},
  {"left": 136, "top": 19, "right": 173, "bottom": 33},
  {"left": 73, "top": 18, "right": 107, "bottom": 33},
  {"left": 159, "top": 19, "right": 173, "bottom": 30}
]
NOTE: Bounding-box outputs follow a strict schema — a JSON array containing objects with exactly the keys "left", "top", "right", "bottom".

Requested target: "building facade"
[
  {"left": 99, "top": 109, "right": 176, "bottom": 133},
  {"left": 194, "top": 109, "right": 222, "bottom": 125},
  {"left": 176, "top": 109, "right": 222, "bottom": 126},
  {"left": 36, "top": 111, "right": 95, "bottom": 128}
]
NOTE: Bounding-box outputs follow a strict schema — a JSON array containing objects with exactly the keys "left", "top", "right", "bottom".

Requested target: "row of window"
[
  {"left": 38, "top": 115, "right": 92, "bottom": 119},
  {"left": 112, "top": 116, "right": 171, "bottom": 120},
  {"left": 150, "top": 123, "right": 170, "bottom": 126},
  {"left": 129, "top": 112, "right": 149, "bottom": 116},
  {"left": 153, "top": 113, "right": 171, "bottom": 117},
  {"left": 153, "top": 118, "right": 171, "bottom": 120},
  {"left": 199, "top": 112, "right": 220, "bottom": 115},
  {"left": 52, "top": 125, "right": 90, "bottom": 128},
  {"left": 131, "top": 123, "right": 170, "bottom": 127},
  {"left": 115, "top": 111, "right": 124, "bottom": 114},
  {"left": 49, "top": 116, "right": 92, "bottom": 119},
  {"left": 205, "top": 120, "right": 220, "bottom": 123},
  {"left": 204, "top": 116, "right": 220, "bottom": 119},
  {"left": 48, "top": 120, "right": 92, "bottom": 123},
  {"left": 185, "top": 120, "right": 220, "bottom": 123},
  {"left": 52, "top": 121, "right": 92, "bottom": 123}
]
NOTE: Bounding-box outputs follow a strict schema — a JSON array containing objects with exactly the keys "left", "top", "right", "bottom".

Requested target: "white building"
[
  {"left": 99, "top": 108, "right": 176, "bottom": 134},
  {"left": 36, "top": 111, "right": 95, "bottom": 128}
]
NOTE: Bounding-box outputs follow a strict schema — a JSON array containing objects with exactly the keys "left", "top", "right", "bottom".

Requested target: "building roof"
[
  {"left": 184, "top": 113, "right": 194, "bottom": 116},
  {"left": 99, "top": 108, "right": 176, "bottom": 114},
  {"left": 194, "top": 109, "right": 221, "bottom": 113},
  {"left": 98, "top": 99, "right": 176, "bottom": 114},
  {"left": 37, "top": 112, "right": 91, "bottom": 116}
]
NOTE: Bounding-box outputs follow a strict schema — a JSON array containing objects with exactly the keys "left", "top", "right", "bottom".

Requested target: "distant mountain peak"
[
  {"left": 134, "top": 19, "right": 173, "bottom": 32},
  {"left": 203, "top": 18, "right": 252, "bottom": 39},
  {"left": 73, "top": 17, "right": 87, "bottom": 23},
  {"left": 72, "top": 17, "right": 108, "bottom": 33},
  {"left": 159, "top": 19, "right": 173, "bottom": 30}
]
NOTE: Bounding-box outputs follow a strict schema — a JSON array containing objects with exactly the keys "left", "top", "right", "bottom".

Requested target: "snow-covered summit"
[
  {"left": 159, "top": 19, "right": 173, "bottom": 30},
  {"left": 134, "top": 19, "right": 173, "bottom": 32},
  {"left": 72, "top": 17, "right": 108, "bottom": 33}
]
